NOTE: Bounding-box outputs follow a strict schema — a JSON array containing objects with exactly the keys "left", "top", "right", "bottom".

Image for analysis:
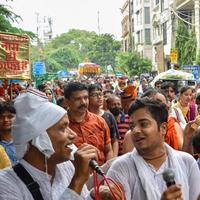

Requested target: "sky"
[{"left": 7, "top": 0, "right": 125, "bottom": 40}]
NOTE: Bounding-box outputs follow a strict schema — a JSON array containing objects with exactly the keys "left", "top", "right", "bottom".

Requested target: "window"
[
  {"left": 145, "top": 28, "right": 151, "bottom": 44},
  {"left": 163, "top": 22, "right": 167, "bottom": 45},
  {"left": 136, "top": 10, "right": 139, "bottom": 26},
  {"left": 137, "top": 31, "right": 141, "bottom": 44},
  {"left": 144, "top": 7, "right": 150, "bottom": 24},
  {"left": 161, "top": 0, "right": 164, "bottom": 12},
  {"left": 155, "top": 0, "right": 159, "bottom": 5},
  {"left": 140, "top": 9, "right": 142, "bottom": 25}
]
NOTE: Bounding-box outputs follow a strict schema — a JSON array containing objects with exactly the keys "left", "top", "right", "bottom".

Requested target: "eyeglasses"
[{"left": 89, "top": 92, "right": 103, "bottom": 98}]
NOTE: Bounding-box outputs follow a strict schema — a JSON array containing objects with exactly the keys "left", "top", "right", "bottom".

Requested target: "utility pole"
[
  {"left": 170, "top": 0, "right": 177, "bottom": 69},
  {"left": 35, "top": 12, "right": 40, "bottom": 47},
  {"left": 97, "top": 11, "right": 100, "bottom": 35},
  {"left": 128, "top": 0, "right": 133, "bottom": 52},
  {"left": 195, "top": 0, "right": 200, "bottom": 58},
  {"left": 170, "top": 0, "right": 176, "bottom": 49}
]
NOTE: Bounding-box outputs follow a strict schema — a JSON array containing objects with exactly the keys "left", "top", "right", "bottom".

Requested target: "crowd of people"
[{"left": 0, "top": 75, "right": 199, "bottom": 200}]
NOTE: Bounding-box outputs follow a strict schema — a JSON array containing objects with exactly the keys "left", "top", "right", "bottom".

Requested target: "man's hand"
[
  {"left": 90, "top": 183, "right": 125, "bottom": 200},
  {"left": 69, "top": 143, "right": 100, "bottom": 195},
  {"left": 161, "top": 184, "right": 183, "bottom": 200},
  {"left": 182, "top": 121, "right": 196, "bottom": 153}
]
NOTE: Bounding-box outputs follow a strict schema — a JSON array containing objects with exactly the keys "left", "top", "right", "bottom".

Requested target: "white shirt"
[
  {"left": 0, "top": 159, "right": 92, "bottom": 200},
  {"left": 107, "top": 148, "right": 200, "bottom": 200}
]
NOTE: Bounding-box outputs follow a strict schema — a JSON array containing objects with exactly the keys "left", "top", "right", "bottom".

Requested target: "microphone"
[
  {"left": 89, "top": 160, "right": 104, "bottom": 176},
  {"left": 67, "top": 144, "right": 104, "bottom": 176},
  {"left": 162, "top": 168, "right": 176, "bottom": 187}
]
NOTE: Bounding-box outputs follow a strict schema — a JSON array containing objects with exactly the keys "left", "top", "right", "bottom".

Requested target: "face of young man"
[
  {"left": 89, "top": 89, "right": 104, "bottom": 108},
  {"left": 129, "top": 107, "right": 167, "bottom": 155},
  {"left": 47, "top": 114, "right": 77, "bottom": 163},
  {"left": 0, "top": 111, "right": 15, "bottom": 132},
  {"left": 166, "top": 87, "right": 175, "bottom": 101},
  {"left": 66, "top": 90, "right": 89, "bottom": 114}
]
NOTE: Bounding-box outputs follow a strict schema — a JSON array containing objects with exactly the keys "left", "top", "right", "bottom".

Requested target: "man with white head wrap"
[{"left": 0, "top": 88, "right": 99, "bottom": 200}]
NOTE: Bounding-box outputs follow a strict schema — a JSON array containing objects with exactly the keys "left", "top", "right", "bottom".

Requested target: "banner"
[
  {"left": 32, "top": 61, "right": 46, "bottom": 75},
  {"left": 0, "top": 32, "right": 31, "bottom": 80}
]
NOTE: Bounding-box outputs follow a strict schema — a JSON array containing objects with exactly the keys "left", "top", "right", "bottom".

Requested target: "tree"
[
  {"left": 46, "top": 47, "right": 80, "bottom": 72},
  {"left": 0, "top": 0, "right": 35, "bottom": 38},
  {"left": 116, "top": 51, "right": 152, "bottom": 76},
  {"left": 87, "top": 33, "right": 121, "bottom": 72},
  {"left": 44, "top": 29, "right": 97, "bottom": 60},
  {"left": 175, "top": 20, "right": 196, "bottom": 66},
  {"left": 31, "top": 29, "right": 121, "bottom": 73},
  {"left": 196, "top": 50, "right": 200, "bottom": 67}
]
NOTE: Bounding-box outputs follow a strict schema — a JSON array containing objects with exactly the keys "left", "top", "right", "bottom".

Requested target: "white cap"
[{"left": 12, "top": 88, "right": 67, "bottom": 159}]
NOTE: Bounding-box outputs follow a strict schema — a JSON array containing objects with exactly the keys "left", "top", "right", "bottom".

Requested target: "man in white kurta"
[
  {"left": 0, "top": 160, "right": 91, "bottom": 199},
  {"left": 107, "top": 98, "right": 200, "bottom": 200},
  {"left": 107, "top": 144, "right": 200, "bottom": 200},
  {"left": 0, "top": 88, "right": 96, "bottom": 200}
]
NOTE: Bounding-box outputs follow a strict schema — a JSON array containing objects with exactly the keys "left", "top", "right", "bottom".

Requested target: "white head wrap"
[{"left": 12, "top": 88, "right": 67, "bottom": 159}]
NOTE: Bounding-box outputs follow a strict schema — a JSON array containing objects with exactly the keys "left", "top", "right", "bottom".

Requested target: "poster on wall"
[{"left": 0, "top": 32, "right": 31, "bottom": 80}]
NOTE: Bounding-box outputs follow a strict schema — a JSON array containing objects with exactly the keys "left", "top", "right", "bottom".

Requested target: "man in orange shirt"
[{"left": 64, "top": 81, "right": 113, "bottom": 165}]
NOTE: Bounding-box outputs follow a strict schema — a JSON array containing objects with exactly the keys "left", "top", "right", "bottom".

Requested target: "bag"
[{"left": 13, "top": 163, "right": 44, "bottom": 200}]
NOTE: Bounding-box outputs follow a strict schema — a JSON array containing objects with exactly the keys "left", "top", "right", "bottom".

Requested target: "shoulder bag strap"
[{"left": 13, "top": 163, "right": 44, "bottom": 200}]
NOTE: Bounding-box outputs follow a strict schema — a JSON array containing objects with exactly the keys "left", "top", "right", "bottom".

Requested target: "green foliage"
[
  {"left": 87, "top": 33, "right": 121, "bottom": 72},
  {"left": 44, "top": 29, "right": 96, "bottom": 59},
  {"left": 175, "top": 20, "right": 197, "bottom": 66},
  {"left": 196, "top": 50, "right": 200, "bottom": 67},
  {"left": 48, "top": 47, "right": 80, "bottom": 70},
  {"left": 31, "top": 29, "right": 121, "bottom": 73},
  {"left": 116, "top": 51, "right": 152, "bottom": 76},
  {"left": 0, "top": 1, "right": 35, "bottom": 39},
  {"left": 44, "top": 58, "right": 61, "bottom": 72}
]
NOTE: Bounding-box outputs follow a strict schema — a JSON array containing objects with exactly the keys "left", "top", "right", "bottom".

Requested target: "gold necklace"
[{"left": 143, "top": 152, "right": 167, "bottom": 161}]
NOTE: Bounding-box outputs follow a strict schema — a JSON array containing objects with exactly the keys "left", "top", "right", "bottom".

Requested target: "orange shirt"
[
  {"left": 165, "top": 117, "right": 179, "bottom": 150},
  {"left": 69, "top": 111, "right": 111, "bottom": 165}
]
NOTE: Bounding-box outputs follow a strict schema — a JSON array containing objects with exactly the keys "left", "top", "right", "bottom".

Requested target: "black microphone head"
[
  {"left": 162, "top": 168, "right": 175, "bottom": 186},
  {"left": 89, "top": 160, "right": 104, "bottom": 176}
]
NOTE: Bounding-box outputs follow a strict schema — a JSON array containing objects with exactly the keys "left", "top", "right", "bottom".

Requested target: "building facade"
[
  {"left": 121, "top": 0, "right": 200, "bottom": 73},
  {"left": 121, "top": 1, "right": 131, "bottom": 52},
  {"left": 134, "top": 0, "right": 152, "bottom": 60},
  {"left": 121, "top": 0, "right": 152, "bottom": 61}
]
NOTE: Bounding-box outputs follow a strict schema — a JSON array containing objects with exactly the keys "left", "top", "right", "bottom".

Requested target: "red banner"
[{"left": 0, "top": 32, "right": 31, "bottom": 79}]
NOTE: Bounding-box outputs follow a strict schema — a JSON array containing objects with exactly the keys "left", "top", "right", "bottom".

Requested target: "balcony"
[
  {"left": 152, "top": 35, "right": 163, "bottom": 45},
  {"left": 176, "top": 0, "right": 194, "bottom": 10}
]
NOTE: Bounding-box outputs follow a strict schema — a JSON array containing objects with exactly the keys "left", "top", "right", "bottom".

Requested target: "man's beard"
[{"left": 109, "top": 107, "right": 122, "bottom": 116}]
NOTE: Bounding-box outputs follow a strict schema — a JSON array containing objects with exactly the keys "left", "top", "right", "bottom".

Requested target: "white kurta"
[
  {"left": 0, "top": 159, "right": 92, "bottom": 200},
  {"left": 107, "top": 147, "right": 200, "bottom": 200}
]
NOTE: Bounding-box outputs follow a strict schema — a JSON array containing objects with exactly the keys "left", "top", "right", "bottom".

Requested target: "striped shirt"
[{"left": 116, "top": 113, "right": 129, "bottom": 155}]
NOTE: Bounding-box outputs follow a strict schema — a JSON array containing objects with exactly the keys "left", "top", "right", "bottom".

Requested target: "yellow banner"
[
  {"left": 170, "top": 48, "right": 178, "bottom": 63},
  {"left": 0, "top": 32, "right": 31, "bottom": 80}
]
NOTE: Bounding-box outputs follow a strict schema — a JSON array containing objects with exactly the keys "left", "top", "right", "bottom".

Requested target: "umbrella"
[{"left": 150, "top": 69, "right": 195, "bottom": 86}]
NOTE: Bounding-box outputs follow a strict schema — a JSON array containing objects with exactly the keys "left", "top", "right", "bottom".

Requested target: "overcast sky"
[{"left": 7, "top": 0, "right": 125, "bottom": 40}]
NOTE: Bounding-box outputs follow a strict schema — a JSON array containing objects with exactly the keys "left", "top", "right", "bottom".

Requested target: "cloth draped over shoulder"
[
  {"left": 107, "top": 143, "right": 200, "bottom": 200},
  {"left": 0, "top": 145, "right": 11, "bottom": 169},
  {"left": 165, "top": 117, "right": 180, "bottom": 150}
]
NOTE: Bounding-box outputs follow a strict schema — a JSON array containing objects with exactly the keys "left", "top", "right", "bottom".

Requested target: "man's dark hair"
[
  {"left": 88, "top": 83, "right": 102, "bottom": 94},
  {"left": 56, "top": 96, "right": 65, "bottom": 106},
  {"left": 154, "top": 80, "right": 162, "bottom": 87},
  {"left": 0, "top": 102, "right": 16, "bottom": 114},
  {"left": 128, "top": 97, "right": 168, "bottom": 128},
  {"left": 192, "top": 130, "right": 200, "bottom": 153},
  {"left": 64, "top": 81, "right": 88, "bottom": 99},
  {"left": 196, "top": 94, "right": 200, "bottom": 105},
  {"left": 37, "top": 83, "right": 46, "bottom": 92},
  {"left": 141, "top": 88, "right": 157, "bottom": 98},
  {"left": 161, "top": 81, "right": 176, "bottom": 93}
]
